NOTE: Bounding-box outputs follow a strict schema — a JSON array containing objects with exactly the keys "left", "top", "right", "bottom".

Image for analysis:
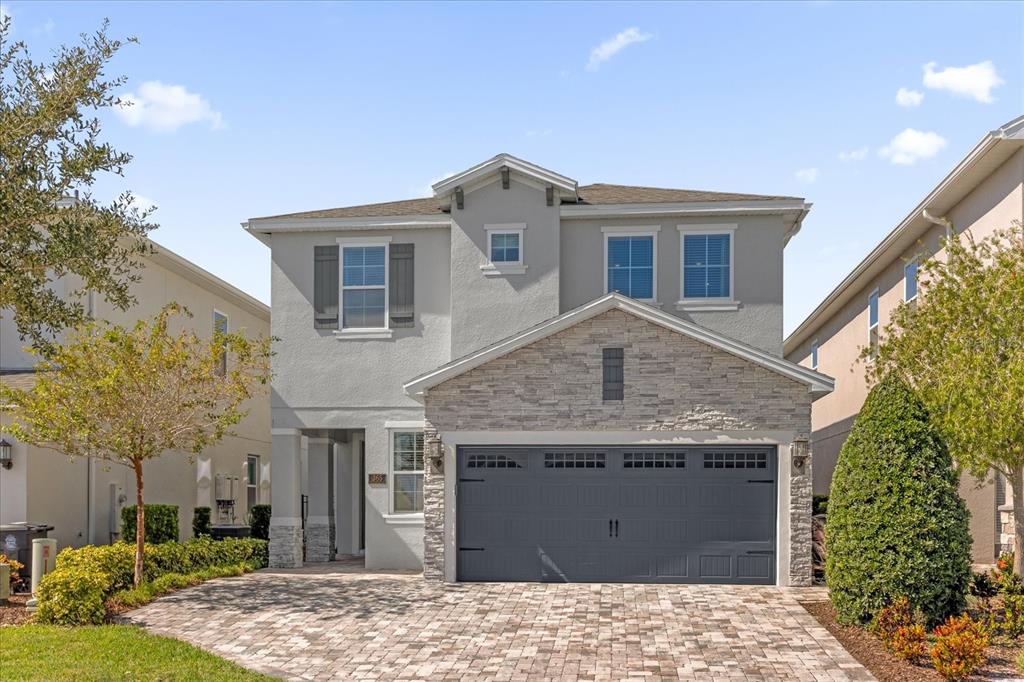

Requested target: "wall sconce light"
[
  {"left": 454, "top": 186, "right": 464, "bottom": 210},
  {"left": 545, "top": 185, "right": 554, "bottom": 206},
  {"left": 500, "top": 166, "right": 510, "bottom": 189},
  {"left": 0, "top": 438, "right": 12, "bottom": 470},
  {"left": 792, "top": 454, "right": 807, "bottom": 470}
]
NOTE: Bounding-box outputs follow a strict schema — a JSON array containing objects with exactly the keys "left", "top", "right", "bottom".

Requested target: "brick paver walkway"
[{"left": 123, "top": 564, "right": 872, "bottom": 681}]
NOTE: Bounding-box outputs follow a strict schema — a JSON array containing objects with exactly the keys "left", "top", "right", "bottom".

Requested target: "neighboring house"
[
  {"left": 0, "top": 240, "right": 272, "bottom": 550},
  {"left": 784, "top": 115, "right": 1024, "bottom": 565},
  {"left": 244, "top": 153, "right": 833, "bottom": 585}
]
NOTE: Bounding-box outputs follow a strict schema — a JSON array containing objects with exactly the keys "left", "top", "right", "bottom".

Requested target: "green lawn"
[{"left": 0, "top": 625, "right": 274, "bottom": 681}]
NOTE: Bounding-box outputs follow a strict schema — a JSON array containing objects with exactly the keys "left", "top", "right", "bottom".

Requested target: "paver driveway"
[{"left": 123, "top": 564, "right": 872, "bottom": 681}]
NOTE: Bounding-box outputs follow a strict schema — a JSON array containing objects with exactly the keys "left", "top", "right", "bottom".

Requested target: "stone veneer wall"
[{"left": 422, "top": 309, "right": 813, "bottom": 584}]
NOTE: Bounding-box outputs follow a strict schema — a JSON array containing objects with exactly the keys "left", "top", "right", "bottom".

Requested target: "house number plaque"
[{"left": 368, "top": 473, "right": 387, "bottom": 485}]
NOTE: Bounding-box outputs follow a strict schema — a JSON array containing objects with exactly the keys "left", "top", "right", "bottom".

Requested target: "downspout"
[{"left": 922, "top": 209, "right": 953, "bottom": 240}]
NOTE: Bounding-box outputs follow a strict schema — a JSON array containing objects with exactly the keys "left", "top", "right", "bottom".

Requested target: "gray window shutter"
[
  {"left": 389, "top": 243, "right": 415, "bottom": 328},
  {"left": 314, "top": 245, "right": 338, "bottom": 329}
]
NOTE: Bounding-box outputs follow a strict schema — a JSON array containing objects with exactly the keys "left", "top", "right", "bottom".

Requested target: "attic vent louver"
[{"left": 501, "top": 166, "right": 510, "bottom": 189}]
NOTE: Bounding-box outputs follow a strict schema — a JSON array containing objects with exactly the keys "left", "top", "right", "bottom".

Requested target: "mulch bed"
[
  {"left": 801, "top": 600, "right": 1023, "bottom": 681},
  {"left": 0, "top": 594, "right": 34, "bottom": 626}
]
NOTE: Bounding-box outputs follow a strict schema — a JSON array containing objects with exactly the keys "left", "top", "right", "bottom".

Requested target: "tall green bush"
[
  {"left": 192, "top": 507, "right": 212, "bottom": 538},
  {"left": 827, "top": 375, "right": 971, "bottom": 626},
  {"left": 249, "top": 504, "right": 271, "bottom": 540},
  {"left": 121, "top": 504, "right": 179, "bottom": 544}
]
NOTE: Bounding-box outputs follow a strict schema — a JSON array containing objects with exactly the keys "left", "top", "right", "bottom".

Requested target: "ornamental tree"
[
  {"left": 0, "top": 17, "right": 154, "bottom": 349},
  {"left": 865, "top": 222, "right": 1024, "bottom": 571},
  {"left": 0, "top": 304, "right": 272, "bottom": 587}
]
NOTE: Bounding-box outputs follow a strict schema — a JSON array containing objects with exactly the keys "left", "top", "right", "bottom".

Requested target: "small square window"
[{"left": 486, "top": 226, "right": 525, "bottom": 268}]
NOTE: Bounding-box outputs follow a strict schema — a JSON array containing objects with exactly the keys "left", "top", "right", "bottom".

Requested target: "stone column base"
[
  {"left": 999, "top": 504, "right": 1015, "bottom": 556},
  {"left": 306, "top": 520, "right": 331, "bottom": 563},
  {"left": 269, "top": 522, "right": 304, "bottom": 568}
]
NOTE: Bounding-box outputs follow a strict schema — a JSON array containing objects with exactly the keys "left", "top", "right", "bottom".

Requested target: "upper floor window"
[
  {"left": 868, "top": 289, "right": 879, "bottom": 360},
  {"left": 213, "top": 310, "right": 228, "bottom": 376},
  {"left": 482, "top": 224, "right": 526, "bottom": 276},
  {"left": 605, "top": 230, "right": 656, "bottom": 301},
  {"left": 342, "top": 243, "right": 388, "bottom": 329},
  {"left": 810, "top": 340, "right": 819, "bottom": 370},
  {"left": 904, "top": 259, "right": 918, "bottom": 304},
  {"left": 490, "top": 232, "right": 520, "bottom": 264},
  {"left": 682, "top": 232, "right": 732, "bottom": 299}
]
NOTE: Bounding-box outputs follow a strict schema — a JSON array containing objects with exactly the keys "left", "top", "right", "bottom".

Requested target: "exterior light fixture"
[
  {"left": 454, "top": 186, "right": 464, "bottom": 210},
  {"left": 0, "top": 438, "right": 12, "bottom": 470},
  {"left": 501, "top": 166, "right": 510, "bottom": 189}
]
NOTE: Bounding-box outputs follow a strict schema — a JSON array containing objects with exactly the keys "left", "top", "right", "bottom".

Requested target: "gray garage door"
[{"left": 457, "top": 445, "right": 777, "bottom": 584}]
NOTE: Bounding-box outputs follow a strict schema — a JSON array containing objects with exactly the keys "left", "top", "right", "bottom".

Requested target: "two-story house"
[
  {"left": 785, "top": 115, "right": 1024, "bottom": 566},
  {"left": 1, "top": 240, "right": 271, "bottom": 550},
  {"left": 245, "top": 154, "right": 833, "bottom": 586}
]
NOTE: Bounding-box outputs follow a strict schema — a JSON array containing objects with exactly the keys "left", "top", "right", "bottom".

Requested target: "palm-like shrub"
[{"left": 827, "top": 375, "right": 971, "bottom": 626}]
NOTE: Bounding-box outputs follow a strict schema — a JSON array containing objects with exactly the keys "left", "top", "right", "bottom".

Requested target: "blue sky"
[{"left": 4, "top": 1, "right": 1022, "bottom": 333}]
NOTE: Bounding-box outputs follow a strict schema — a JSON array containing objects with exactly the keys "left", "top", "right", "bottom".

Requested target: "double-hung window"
[
  {"left": 391, "top": 431, "right": 424, "bottom": 513},
  {"left": 605, "top": 229, "right": 657, "bottom": 301},
  {"left": 246, "top": 455, "right": 259, "bottom": 509},
  {"left": 681, "top": 230, "right": 732, "bottom": 300},
  {"left": 868, "top": 289, "right": 879, "bottom": 359},
  {"left": 341, "top": 242, "right": 388, "bottom": 330}
]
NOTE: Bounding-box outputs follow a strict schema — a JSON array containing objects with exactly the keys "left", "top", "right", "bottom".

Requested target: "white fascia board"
[
  {"left": 560, "top": 200, "right": 810, "bottom": 219},
  {"left": 404, "top": 292, "right": 834, "bottom": 401},
  {"left": 245, "top": 215, "right": 452, "bottom": 234},
  {"left": 432, "top": 153, "right": 577, "bottom": 196}
]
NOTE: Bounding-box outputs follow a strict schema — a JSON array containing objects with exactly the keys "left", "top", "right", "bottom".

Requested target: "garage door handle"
[
  {"left": 746, "top": 550, "right": 774, "bottom": 555},
  {"left": 609, "top": 519, "right": 613, "bottom": 537},
  {"left": 459, "top": 478, "right": 485, "bottom": 483},
  {"left": 747, "top": 479, "right": 774, "bottom": 484},
  {"left": 614, "top": 519, "right": 619, "bottom": 537},
  {"left": 459, "top": 547, "right": 485, "bottom": 552}
]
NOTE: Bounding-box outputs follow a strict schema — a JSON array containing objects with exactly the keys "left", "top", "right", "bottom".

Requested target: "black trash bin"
[
  {"left": 0, "top": 523, "right": 55, "bottom": 584},
  {"left": 210, "top": 524, "right": 251, "bottom": 540}
]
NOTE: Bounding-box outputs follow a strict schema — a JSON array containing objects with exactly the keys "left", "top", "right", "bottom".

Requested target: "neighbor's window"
[
  {"left": 904, "top": 259, "right": 918, "bottom": 305},
  {"left": 213, "top": 310, "right": 228, "bottom": 376},
  {"left": 606, "top": 234, "right": 654, "bottom": 300},
  {"left": 489, "top": 231, "right": 521, "bottom": 264},
  {"left": 811, "top": 340, "right": 819, "bottom": 370},
  {"left": 246, "top": 455, "right": 259, "bottom": 509},
  {"left": 342, "top": 244, "right": 387, "bottom": 329},
  {"left": 868, "top": 289, "right": 879, "bottom": 359},
  {"left": 682, "top": 233, "right": 731, "bottom": 299},
  {"left": 392, "top": 431, "right": 424, "bottom": 513}
]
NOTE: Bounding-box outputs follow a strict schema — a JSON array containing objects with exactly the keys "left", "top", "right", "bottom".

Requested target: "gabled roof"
[
  {"left": 784, "top": 114, "right": 1024, "bottom": 356},
  {"left": 404, "top": 293, "right": 834, "bottom": 401},
  {"left": 576, "top": 183, "right": 800, "bottom": 205},
  {"left": 431, "top": 153, "right": 578, "bottom": 198}
]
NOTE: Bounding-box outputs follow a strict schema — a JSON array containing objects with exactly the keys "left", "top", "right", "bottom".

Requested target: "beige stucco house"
[
  {"left": 246, "top": 153, "right": 834, "bottom": 586},
  {"left": 0, "top": 240, "right": 272, "bottom": 551},
  {"left": 784, "top": 115, "right": 1024, "bottom": 565}
]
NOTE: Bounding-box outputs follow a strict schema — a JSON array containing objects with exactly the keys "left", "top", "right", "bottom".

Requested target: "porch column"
[
  {"left": 422, "top": 424, "right": 445, "bottom": 581},
  {"left": 788, "top": 437, "right": 813, "bottom": 586},
  {"left": 306, "top": 437, "right": 335, "bottom": 562},
  {"left": 269, "top": 428, "right": 304, "bottom": 568}
]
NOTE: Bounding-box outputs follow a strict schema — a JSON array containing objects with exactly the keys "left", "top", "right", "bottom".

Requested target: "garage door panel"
[{"left": 457, "top": 446, "right": 776, "bottom": 584}]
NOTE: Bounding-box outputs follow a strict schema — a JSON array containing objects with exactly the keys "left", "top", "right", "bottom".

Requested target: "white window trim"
[
  {"left": 810, "top": 339, "right": 819, "bottom": 370},
  {"left": 387, "top": 427, "right": 425, "bottom": 515},
  {"left": 904, "top": 258, "right": 918, "bottom": 303},
  {"left": 337, "top": 236, "right": 391, "bottom": 337},
  {"left": 246, "top": 454, "right": 260, "bottom": 506},
  {"left": 867, "top": 288, "right": 880, "bottom": 362},
  {"left": 676, "top": 224, "right": 738, "bottom": 309},
  {"left": 482, "top": 223, "right": 527, "bottom": 276},
  {"left": 603, "top": 227, "right": 660, "bottom": 304},
  {"left": 213, "top": 309, "right": 229, "bottom": 375}
]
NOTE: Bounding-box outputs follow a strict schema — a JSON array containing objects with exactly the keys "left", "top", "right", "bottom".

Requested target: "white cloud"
[
  {"left": 795, "top": 168, "right": 819, "bottom": 184},
  {"left": 922, "top": 61, "right": 1003, "bottom": 103},
  {"left": 879, "top": 128, "right": 947, "bottom": 165},
  {"left": 115, "top": 81, "right": 224, "bottom": 133},
  {"left": 586, "top": 27, "right": 652, "bottom": 71},
  {"left": 895, "top": 87, "right": 923, "bottom": 107},
  {"left": 838, "top": 147, "right": 868, "bottom": 162}
]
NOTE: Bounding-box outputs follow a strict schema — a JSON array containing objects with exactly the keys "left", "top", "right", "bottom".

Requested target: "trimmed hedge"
[
  {"left": 36, "top": 537, "right": 267, "bottom": 625},
  {"left": 193, "top": 507, "right": 212, "bottom": 538},
  {"left": 249, "top": 504, "right": 271, "bottom": 541},
  {"left": 121, "top": 504, "right": 179, "bottom": 544},
  {"left": 107, "top": 564, "right": 249, "bottom": 612},
  {"left": 826, "top": 375, "right": 971, "bottom": 627}
]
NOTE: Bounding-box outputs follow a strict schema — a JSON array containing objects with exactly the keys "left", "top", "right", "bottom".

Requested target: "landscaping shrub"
[
  {"left": 121, "top": 504, "right": 179, "bottom": 544},
  {"left": 38, "top": 537, "right": 267, "bottom": 624},
  {"left": 0, "top": 553, "right": 25, "bottom": 591},
  {"left": 192, "top": 506, "right": 212, "bottom": 538},
  {"left": 1017, "top": 649, "right": 1024, "bottom": 676},
  {"left": 826, "top": 375, "right": 971, "bottom": 626},
  {"left": 889, "top": 624, "right": 927, "bottom": 662},
  {"left": 249, "top": 504, "right": 271, "bottom": 540},
  {"left": 930, "top": 614, "right": 988, "bottom": 681},
  {"left": 969, "top": 571, "right": 998, "bottom": 600},
  {"left": 871, "top": 596, "right": 914, "bottom": 645},
  {"left": 1002, "top": 594, "right": 1024, "bottom": 638},
  {"left": 106, "top": 564, "right": 248, "bottom": 612},
  {"left": 812, "top": 494, "right": 829, "bottom": 516},
  {"left": 35, "top": 568, "right": 109, "bottom": 625}
]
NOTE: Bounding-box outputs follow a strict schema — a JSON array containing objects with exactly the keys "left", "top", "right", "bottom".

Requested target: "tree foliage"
[
  {"left": 0, "top": 16, "right": 154, "bottom": 348},
  {"left": 0, "top": 304, "right": 272, "bottom": 586},
  {"left": 827, "top": 375, "right": 971, "bottom": 627},
  {"left": 866, "top": 222, "right": 1024, "bottom": 569}
]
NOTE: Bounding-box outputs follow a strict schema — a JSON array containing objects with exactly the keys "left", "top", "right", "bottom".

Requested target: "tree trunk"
[
  {"left": 133, "top": 459, "right": 145, "bottom": 588},
  {"left": 1011, "top": 466, "right": 1024, "bottom": 575}
]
